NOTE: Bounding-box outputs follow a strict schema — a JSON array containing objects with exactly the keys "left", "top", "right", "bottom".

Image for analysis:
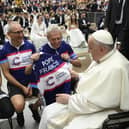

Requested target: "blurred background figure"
[
  {"left": 30, "top": 14, "right": 48, "bottom": 50},
  {"left": 3, "top": 16, "right": 13, "bottom": 41},
  {"left": 104, "top": 0, "right": 129, "bottom": 60},
  {"left": 78, "top": 12, "right": 94, "bottom": 41},
  {"left": 55, "top": 9, "right": 65, "bottom": 26},
  {"left": 0, "top": 13, "right": 5, "bottom": 45},
  {"left": 68, "top": 13, "right": 87, "bottom": 48}
]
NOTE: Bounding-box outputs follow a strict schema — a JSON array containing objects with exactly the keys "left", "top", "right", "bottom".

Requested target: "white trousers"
[{"left": 38, "top": 103, "right": 117, "bottom": 129}]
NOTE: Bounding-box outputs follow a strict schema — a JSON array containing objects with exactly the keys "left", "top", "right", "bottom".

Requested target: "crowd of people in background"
[
  {"left": 0, "top": 0, "right": 109, "bottom": 14},
  {"left": 0, "top": 0, "right": 109, "bottom": 48}
]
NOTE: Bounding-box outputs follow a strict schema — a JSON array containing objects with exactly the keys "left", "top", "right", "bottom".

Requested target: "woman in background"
[
  {"left": 67, "top": 13, "right": 87, "bottom": 47},
  {"left": 30, "top": 14, "right": 48, "bottom": 50}
]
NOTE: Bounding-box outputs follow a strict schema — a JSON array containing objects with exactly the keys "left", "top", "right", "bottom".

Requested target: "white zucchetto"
[{"left": 92, "top": 30, "right": 114, "bottom": 45}]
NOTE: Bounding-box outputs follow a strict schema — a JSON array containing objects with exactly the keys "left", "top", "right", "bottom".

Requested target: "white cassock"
[{"left": 39, "top": 49, "right": 129, "bottom": 129}]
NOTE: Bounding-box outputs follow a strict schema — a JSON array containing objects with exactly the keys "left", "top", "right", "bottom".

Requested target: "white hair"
[{"left": 46, "top": 24, "right": 61, "bottom": 34}]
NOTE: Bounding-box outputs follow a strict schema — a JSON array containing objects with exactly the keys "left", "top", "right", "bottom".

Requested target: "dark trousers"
[
  {"left": 111, "top": 24, "right": 124, "bottom": 42},
  {"left": 119, "top": 29, "right": 129, "bottom": 60}
]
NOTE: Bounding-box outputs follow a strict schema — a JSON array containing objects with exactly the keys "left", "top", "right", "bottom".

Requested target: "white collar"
[
  {"left": 98, "top": 49, "right": 115, "bottom": 63},
  {"left": 48, "top": 42, "right": 56, "bottom": 49}
]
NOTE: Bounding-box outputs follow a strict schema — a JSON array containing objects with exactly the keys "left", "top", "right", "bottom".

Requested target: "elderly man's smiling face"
[{"left": 47, "top": 30, "right": 62, "bottom": 49}]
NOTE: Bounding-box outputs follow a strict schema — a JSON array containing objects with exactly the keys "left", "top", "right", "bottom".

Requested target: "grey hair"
[{"left": 46, "top": 24, "right": 62, "bottom": 37}]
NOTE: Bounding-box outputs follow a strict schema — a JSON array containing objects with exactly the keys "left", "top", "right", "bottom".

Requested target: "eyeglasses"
[{"left": 10, "top": 30, "right": 23, "bottom": 34}]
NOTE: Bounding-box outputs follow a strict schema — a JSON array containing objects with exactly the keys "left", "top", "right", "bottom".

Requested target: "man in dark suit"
[
  {"left": 44, "top": 13, "right": 51, "bottom": 28},
  {"left": 55, "top": 9, "right": 65, "bottom": 26},
  {"left": 13, "top": 10, "right": 24, "bottom": 27},
  {"left": 22, "top": 11, "right": 29, "bottom": 29},
  {"left": 104, "top": 0, "right": 129, "bottom": 60},
  {"left": 0, "top": 18, "right": 5, "bottom": 45},
  {"left": 78, "top": 12, "right": 93, "bottom": 41}
]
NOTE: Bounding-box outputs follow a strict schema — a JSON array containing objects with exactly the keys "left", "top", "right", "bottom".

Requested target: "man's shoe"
[
  {"left": 29, "top": 104, "right": 41, "bottom": 123},
  {"left": 16, "top": 112, "right": 25, "bottom": 127}
]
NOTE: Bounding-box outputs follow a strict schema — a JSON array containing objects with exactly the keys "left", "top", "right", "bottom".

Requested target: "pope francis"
[{"left": 38, "top": 30, "right": 129, "bottom": 129}]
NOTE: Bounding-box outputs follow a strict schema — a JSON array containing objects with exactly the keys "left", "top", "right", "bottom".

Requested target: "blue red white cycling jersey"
[
  {"left": 39, "top": 41, "right": 78, "bottom": 60},
  {"left": 0, "top": 40, "right": 36, "bottom": 85},
  {"left": 29, "top": 53, "right": 71, "bottom": 105}
]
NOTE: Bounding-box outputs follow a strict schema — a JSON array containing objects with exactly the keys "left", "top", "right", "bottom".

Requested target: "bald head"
[{"left": 7, "top": 21, "right": 22, "bottom": 33}]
